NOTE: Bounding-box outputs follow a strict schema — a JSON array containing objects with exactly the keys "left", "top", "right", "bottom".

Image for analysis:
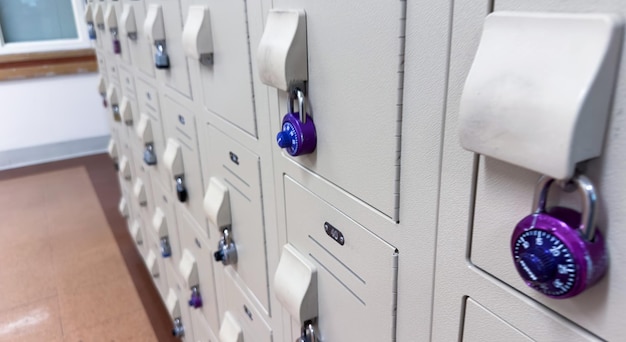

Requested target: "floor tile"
[
  {"left": 0, "top": 297, "right": 63, "bottom": 342},
  {"left": 0, "top": 254, "right": 57, "bottom": 312},
  {"left": 58, "top": 275, "right": 144, "bottom": 333},
  {"left": 54, "top": 242, "right": 130, "bottom": 291},
  {"left": 63, "top": 309, "right": 157, "bottom": 342}
]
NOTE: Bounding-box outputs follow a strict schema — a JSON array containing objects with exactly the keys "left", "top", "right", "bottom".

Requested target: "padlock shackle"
[
  {"left": 287, "top": 87, "right": 307, "bottom": 124},
  {"left": 533, "top": 174, "right": 598, "bottom": 242}
]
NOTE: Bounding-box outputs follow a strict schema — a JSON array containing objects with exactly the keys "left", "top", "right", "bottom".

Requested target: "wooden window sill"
[{"left": 0, "top": 48, "right": 97, "bottom": 81}]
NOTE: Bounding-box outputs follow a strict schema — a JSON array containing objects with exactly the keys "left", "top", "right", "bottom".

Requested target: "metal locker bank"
[{"left": 0, "top": 0, "right": 623, "bottom": 341}]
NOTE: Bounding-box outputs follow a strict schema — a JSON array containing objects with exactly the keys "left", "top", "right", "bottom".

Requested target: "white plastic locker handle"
[
  {"left": 120, "top": 5, "right": 137, "bottom": 38},
  {"left": 106, "top": 85, "right": 118, "bottom": 105},
  {"left": 94, "top": 4, "right": 105, "bottom": 27},
  {"left": 163, "top": 138, "right": 184, "bottom": 177},
  {"left": 459, "top": 12, "right": 623, "bottom": 179},
  {"left": 152, "top": 207, "right": 168, "bottom": 238},
  {"left": 84, "top": 4, "right": 94, "bottom": 23},
  {"left": 97, "top": 75, "right": 107, "bottom": 95},
  {"left": 120, "top": 97, "right": 133, "bottom": 124},
  {"left": 182, "top": 6, "right": 213, "bottom": 62},
  {"left": 118, "top": 197, "right": 129, "bottom": 218},
  {"left": 146, "top": 250, "right": 159, "bottom": 277},
  {"left": 179, "top": 249, "right": 199, "bottom": 287},
  {"left": 133, "top": 178, "right": 147, "bottom": 206},
  {"left": 257, "top": 9, "right": 308, "bottom": 91},
  {"left": 107, "top": 139, "right": 118, "bottom": 160},
  {"left": 119, "top": 156, "right": 131, "bottom": 180},
  {"left": 144, "top": 4, "right": 165, "bottom": 42},
  {"left": 131, "top": 220, "right": 143, "bottom": 245},
  {"left": 274, "top": 244, "right": 318, "bottom": 324},
  {"left": 166, "top": 289, "right": 181, "bottom": 317},
  {"left": 203, "top": 177, "right": 231, "bottom": 230},
  {"left": 136, "top": 113, "right": 153, "bottom": 144},
  {"left": 105, "top": 4, "right": 117, "bottom": 29},
  {"left": 219, "top": 312, "right": 244, "bottom": 342}
]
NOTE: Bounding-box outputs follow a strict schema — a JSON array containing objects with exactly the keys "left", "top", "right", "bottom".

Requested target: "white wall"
[{"left": 0, "top": 72, "right": 109, "bottom": 152}]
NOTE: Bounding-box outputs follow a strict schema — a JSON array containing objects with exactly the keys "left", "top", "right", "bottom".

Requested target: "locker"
[
  {"left": 263, "top": 0, "right": 406, "bottom": 220},
  {"left": 181, "top": 0, "right": 257, "bottom": 137},
  {"left": 150, "top": 180, "right": 183, "bottom": 268},
  {"left": 165, "top": 261, "right": 197, "bottom": 341},
  {"left": 121, "top": 0, "right": 155, "bottom": 77},
  {"left": 105, "top": 2, "right": 132, "bottom": 64},
  {"left": 135, "top": 79, "right": 171, "bottom": 192},
  {"left": 96, "top": 51, "right": 108, "bottom": 80},
  {"left": 119, "top": 66, "right": 136, "bottom": 97},
  {"left": 107, "top": 57, "right": 120, "bottom": 86},
  {"left": 462, "top": 299, "right": 532, "bottom": 342},
  {"left": 162, "top": 96, "right": 206, "bottom": 232},
  {"left": 200, "top": 125, "right": 270, "bottom": 313},
  {"left": 282, "top": 176, "right": 398, "bottom": 341},
  {"left": 190, "top": 309, "right": 219, "bottom": 342},
  {"left": 176, "top": 210, "right": 220, "bottom": 334},
  {"left": 144, "top": 0, "right": 193, "bottom": 98},
  {"left": 130, "top": 218, "right": 147, "bottom": 258},
  {"left": 93, "top": 3, "right": 106, "bottom": 50},
  {"left": 221, "top": 268, "right": 273, "bottom": 342},
  {"left": 432, "top": 0, "right": 626, "bottom": 341},
  {"left": 145, "top": 235, "right": 170, "bottom": 302}
]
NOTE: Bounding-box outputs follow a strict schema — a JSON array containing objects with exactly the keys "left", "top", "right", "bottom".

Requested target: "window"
[{"left": 0, "top": 0, "right": 91, "bottom": 55}]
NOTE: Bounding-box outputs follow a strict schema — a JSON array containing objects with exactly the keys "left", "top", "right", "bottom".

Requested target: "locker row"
[{"left": 89, "top": 0, "right": 626, "bottom": 341}]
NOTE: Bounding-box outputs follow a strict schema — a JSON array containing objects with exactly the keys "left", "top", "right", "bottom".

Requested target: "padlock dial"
[
  {"left": 276, "top": 113, "right": 316, "bottom": 156},
  {"left": 513, "top": 229, "right": 577, "bottom": 297},
  {"left": 511, "top": 207, "right": 607, "bottom": 299}
]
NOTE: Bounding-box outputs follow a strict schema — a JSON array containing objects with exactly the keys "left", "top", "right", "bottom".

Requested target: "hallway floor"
[{"left": 0, "top": 156, "right": 171, "bottom": 341}]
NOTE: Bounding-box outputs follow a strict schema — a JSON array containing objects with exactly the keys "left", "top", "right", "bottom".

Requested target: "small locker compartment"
[
  {"left": 460, "top": 296, "right": 602, "bottom": 341},
  {"left": 180, "top": 0, "right": 256, "bottom": 136},
  {"left": 190, "top": 310, "right": 219, "bottom": 342},
  {"left": 165, "top": 261, "right": 197, "bottom": 341},
  {"left": 120, "top": 0, "right": 155, "bottom": 76},
  {"left": 135, "top": 79, "right": 171, "bottom": 192},
  {"left": 145, "top": 234, "right": 169, "bottom": 302},
  {"left": 462, "top": 298, "right": 531, "bottom": 342},
  {"left": 261, "top": 0, "right": 407, "bottom": 220},
  {"left": 151, "top": 179, "right": 184, "bottom": 268},
  {"left": 144, "top": 0, "right": 193, "bottom": 98},
  {"left": 162, "top": 96, "right": 206, "bottom": 232},
  {"left": 219, "top": 268, "right": 273, "bottom": 342},
  {"left": 129, "top": 217, "right": 147, "bottom": 259},
  {"left": 96, "top": 51, "right": 107, "bottom": 79},
  {"left": 104, "top": 1, "right": 131, "bottom": 64},
  {"left": 463, "top": 6, "right": 625, "bottom": 341},
  {"left": 93, "top": 2, "right": 106, "bottom": 50},
  {"left": 200, "top": 124, "right": 270, "bottom": 313},
  {"left": 280, "top": 176, "right": 398, "bottom": 341},
  {"left": 119, "top": 66, "right": 136, "bottom": 97},
  {"left": 130, "top": 168, "right": 155, "bottom": 236},
  {"left": 177, "top": 209, "right": 220, "bottom": 334}
]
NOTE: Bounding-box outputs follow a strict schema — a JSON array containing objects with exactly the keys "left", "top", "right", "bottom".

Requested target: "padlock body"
[
  {"left": 143, "top": 146, "right": 157, "bottom": 165},
  {"left": 511, "top": 207, "right": 607, "bottom": 299},
  {"left": 155, "top": 51, "right": 170, "bottom": 69},
  {"left": 113, "top": 39, "right": 121, "bottom": 54},
  {"left": 277, "top": 113, "right": 317, "bottom": 156}
]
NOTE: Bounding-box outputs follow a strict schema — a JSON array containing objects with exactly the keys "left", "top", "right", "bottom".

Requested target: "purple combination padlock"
[
  {"left": 511, "top": 174, "right": 607, "bottom": 299},
  {"left": 276, "top": 88, "right": 316, "bottom": 156},
  {"left": 188, "top": 286, "right": 202, "bottom": 309},
  {"left": 111, "top": 29, "right": 121, "bottom": 54}
]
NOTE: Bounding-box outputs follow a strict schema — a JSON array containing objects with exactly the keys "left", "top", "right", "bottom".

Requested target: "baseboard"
[{"left": 0, "top": 135, "right": 111, "bottom": 171}]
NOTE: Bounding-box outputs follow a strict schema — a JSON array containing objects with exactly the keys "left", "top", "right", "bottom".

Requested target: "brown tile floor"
[{"left": 0, "top": 155, "right": 174, "bottom": 341}]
